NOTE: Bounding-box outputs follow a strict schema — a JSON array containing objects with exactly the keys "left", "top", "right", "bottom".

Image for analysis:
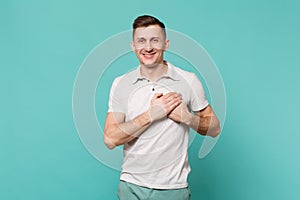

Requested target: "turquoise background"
[{"left": 1, "top": 0, "right": 299, "bottom": 199}]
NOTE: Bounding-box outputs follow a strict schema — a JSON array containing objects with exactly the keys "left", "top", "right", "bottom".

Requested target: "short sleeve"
[
  {"left": 108, "top": 76, "right": 126, "bottom": 113},
  {"left": 189, "top": 74, "right": 209, "bottom": 111}
]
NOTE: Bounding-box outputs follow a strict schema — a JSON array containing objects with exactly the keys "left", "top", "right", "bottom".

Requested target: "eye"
[
  {"left": 137, "top": 38, "right": 145, "bottom": 43},
  {"left": 152, "top": 38, "right": 159, "bottom": 43}
]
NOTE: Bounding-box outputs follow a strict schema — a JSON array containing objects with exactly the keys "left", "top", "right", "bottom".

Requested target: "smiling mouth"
[{"left": 142, "top": 52, "right": 156, "bottom": 59}]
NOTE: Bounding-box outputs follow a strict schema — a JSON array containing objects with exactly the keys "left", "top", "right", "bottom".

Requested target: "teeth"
[{"left": 142, "top": 52, "right": 156, "bottom": 55}]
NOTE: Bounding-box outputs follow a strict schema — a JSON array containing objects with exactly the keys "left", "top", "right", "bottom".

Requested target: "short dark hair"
[{"left": 132, "top": 15, "right": 166, "bottom": 37}]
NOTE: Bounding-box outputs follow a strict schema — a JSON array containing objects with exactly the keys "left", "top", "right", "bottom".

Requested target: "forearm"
[
  {"left": 187, "top": 114, "right": 220, "bottom": 137},
  {"left": 104, "top": 111, "right": 151, "bottom": 149}
]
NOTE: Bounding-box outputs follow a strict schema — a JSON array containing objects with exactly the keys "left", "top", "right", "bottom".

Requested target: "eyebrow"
[{"left": 135, "top": 36, "right": 160, "bottom": 40}]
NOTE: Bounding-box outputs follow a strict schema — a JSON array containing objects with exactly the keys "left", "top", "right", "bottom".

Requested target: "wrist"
[
  {"left": 133, "top": 110, "right": 152, "bottom": 127},
  {"left": 140, "top": 110, "right": 152, "bottom": 126},
  {"left": 184, "top": 112, "right": 193, "bottom": 126},
  {"left": 146, "top": 107, "right": 159, "bottom": 123}
]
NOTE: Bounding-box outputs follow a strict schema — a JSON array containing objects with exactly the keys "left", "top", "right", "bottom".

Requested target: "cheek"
[
  {"left": 135, "top": 50, "right": 143, "bottom": 56},
  {"left": 156, "top": 50, "right": 164, "bottom": 56}
]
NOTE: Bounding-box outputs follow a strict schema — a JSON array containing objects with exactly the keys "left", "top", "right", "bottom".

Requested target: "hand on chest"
[{"left": 127, "top": 81, "right": 189, "bottom": 119}]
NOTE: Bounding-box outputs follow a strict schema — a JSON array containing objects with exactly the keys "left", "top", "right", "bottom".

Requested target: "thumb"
[{"left": 153, "top": 93, "right": 163, "bottom": 98}]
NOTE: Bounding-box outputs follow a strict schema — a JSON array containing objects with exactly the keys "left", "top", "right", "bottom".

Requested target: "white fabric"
[{"left": 108, "top": 62, "right": 208, "bottom": 189}]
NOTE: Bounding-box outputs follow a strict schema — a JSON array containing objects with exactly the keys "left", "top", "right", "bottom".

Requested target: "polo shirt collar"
[{"left": 132, "top": 61, "right": 180, "bottom": 84}]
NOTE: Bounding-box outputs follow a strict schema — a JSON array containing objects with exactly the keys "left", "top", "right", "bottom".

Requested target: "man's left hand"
[{"left": 167, "top": 102, "right": 192, "bottom": 125}]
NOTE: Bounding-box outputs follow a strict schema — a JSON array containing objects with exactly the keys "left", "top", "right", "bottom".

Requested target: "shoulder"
[
  {"left": 169, "top": 62, "right": 199, "bottom": 84},
  {"left": 112, "top": 66, "right": 139, "bottom": 85}
]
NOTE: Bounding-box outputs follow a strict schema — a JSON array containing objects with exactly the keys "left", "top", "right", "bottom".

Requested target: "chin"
[
  {"left": 142, "top": 58, "right": 162, "bottom": 67},
  {"left": 141, "top": 57, "right": 164, "bottom": 66},
  {"left": 143, "top": 63, "right": 158, "bottom": 68},
  {"left": 138, "top": 57, "right": 156, "bottom": 66}
]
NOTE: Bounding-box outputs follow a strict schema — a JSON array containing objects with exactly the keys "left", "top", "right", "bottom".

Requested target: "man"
[{"left": 104, "top": 15, "right": 220, "bottom": 200}]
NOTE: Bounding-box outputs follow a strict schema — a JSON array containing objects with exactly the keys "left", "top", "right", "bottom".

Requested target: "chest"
[{"left": 126, "top": 80, "right": 191, "bottom": 120}]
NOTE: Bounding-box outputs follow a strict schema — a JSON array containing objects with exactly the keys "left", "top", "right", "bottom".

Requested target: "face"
[{"left": 131, "top": 25, "right": 169, "bottom": 67}]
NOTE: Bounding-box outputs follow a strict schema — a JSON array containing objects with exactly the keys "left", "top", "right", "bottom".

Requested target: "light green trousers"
[{"left": 117, "top": 181, "right": 191, "bottom": 200}]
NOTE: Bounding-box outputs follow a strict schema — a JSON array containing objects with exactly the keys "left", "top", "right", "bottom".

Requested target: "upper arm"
[
  {"left": 189, "top": 74, "right": 209, "bottom": 112},
  {"left": 194, "top": 105, "right": 216, "bottom": 118},
  {"left": 105, "top": 76, "right": 126, "bottom": 135}
]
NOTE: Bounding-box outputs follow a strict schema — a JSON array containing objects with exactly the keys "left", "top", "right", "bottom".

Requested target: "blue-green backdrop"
[{"left": 1, "top": 0, "right": 299, "bottom": 199}]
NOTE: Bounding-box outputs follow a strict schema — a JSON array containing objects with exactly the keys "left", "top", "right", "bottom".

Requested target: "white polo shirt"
[{"left": 108, "top": 61, "right": 208, "bottom": 189}]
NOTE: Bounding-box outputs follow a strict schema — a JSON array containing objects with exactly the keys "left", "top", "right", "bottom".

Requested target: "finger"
[
  {"left": 167, "top": 101, "right": 181, "bottom": 113},
  {"left": 164, "top": 93, "right": 181, "bottom": 102},
  {"left": 164, "top": 92, "right": 178, "bottom": 98},
  {"left": 166, "top": 98, "right": 182, "bottom": 109},
  {"left": 165, "top": 94, "right": 182, "bottom": 103},
  {"left": 166, "top": 95, "right": 182, "bottom": 102}
]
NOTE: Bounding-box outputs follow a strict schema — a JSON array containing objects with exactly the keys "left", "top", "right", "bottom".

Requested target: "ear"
[
  {"left": 130, "top": 41, "right": 136, "bottom": 51},
  {"left": 163, "top": 39, "right": 170, "bottom": 51}
]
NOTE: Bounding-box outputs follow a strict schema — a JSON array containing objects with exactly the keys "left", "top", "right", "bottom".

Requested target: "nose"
[{"left": 144, "top": 41, "right": 153, "bottom": 50}]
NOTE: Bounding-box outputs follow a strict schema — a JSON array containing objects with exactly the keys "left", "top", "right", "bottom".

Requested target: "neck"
[{"left": 140, "top": 61, "right": 168, "bottom": 82}]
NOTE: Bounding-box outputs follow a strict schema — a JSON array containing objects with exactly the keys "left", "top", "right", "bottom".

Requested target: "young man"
[{"left": 104, "top": 15, "right": 220, "bottom": 200}]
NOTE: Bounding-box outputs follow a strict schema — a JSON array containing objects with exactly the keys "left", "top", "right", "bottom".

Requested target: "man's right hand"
[{"left": 147, "top": 92, "right": 182, "bottom": 122}]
